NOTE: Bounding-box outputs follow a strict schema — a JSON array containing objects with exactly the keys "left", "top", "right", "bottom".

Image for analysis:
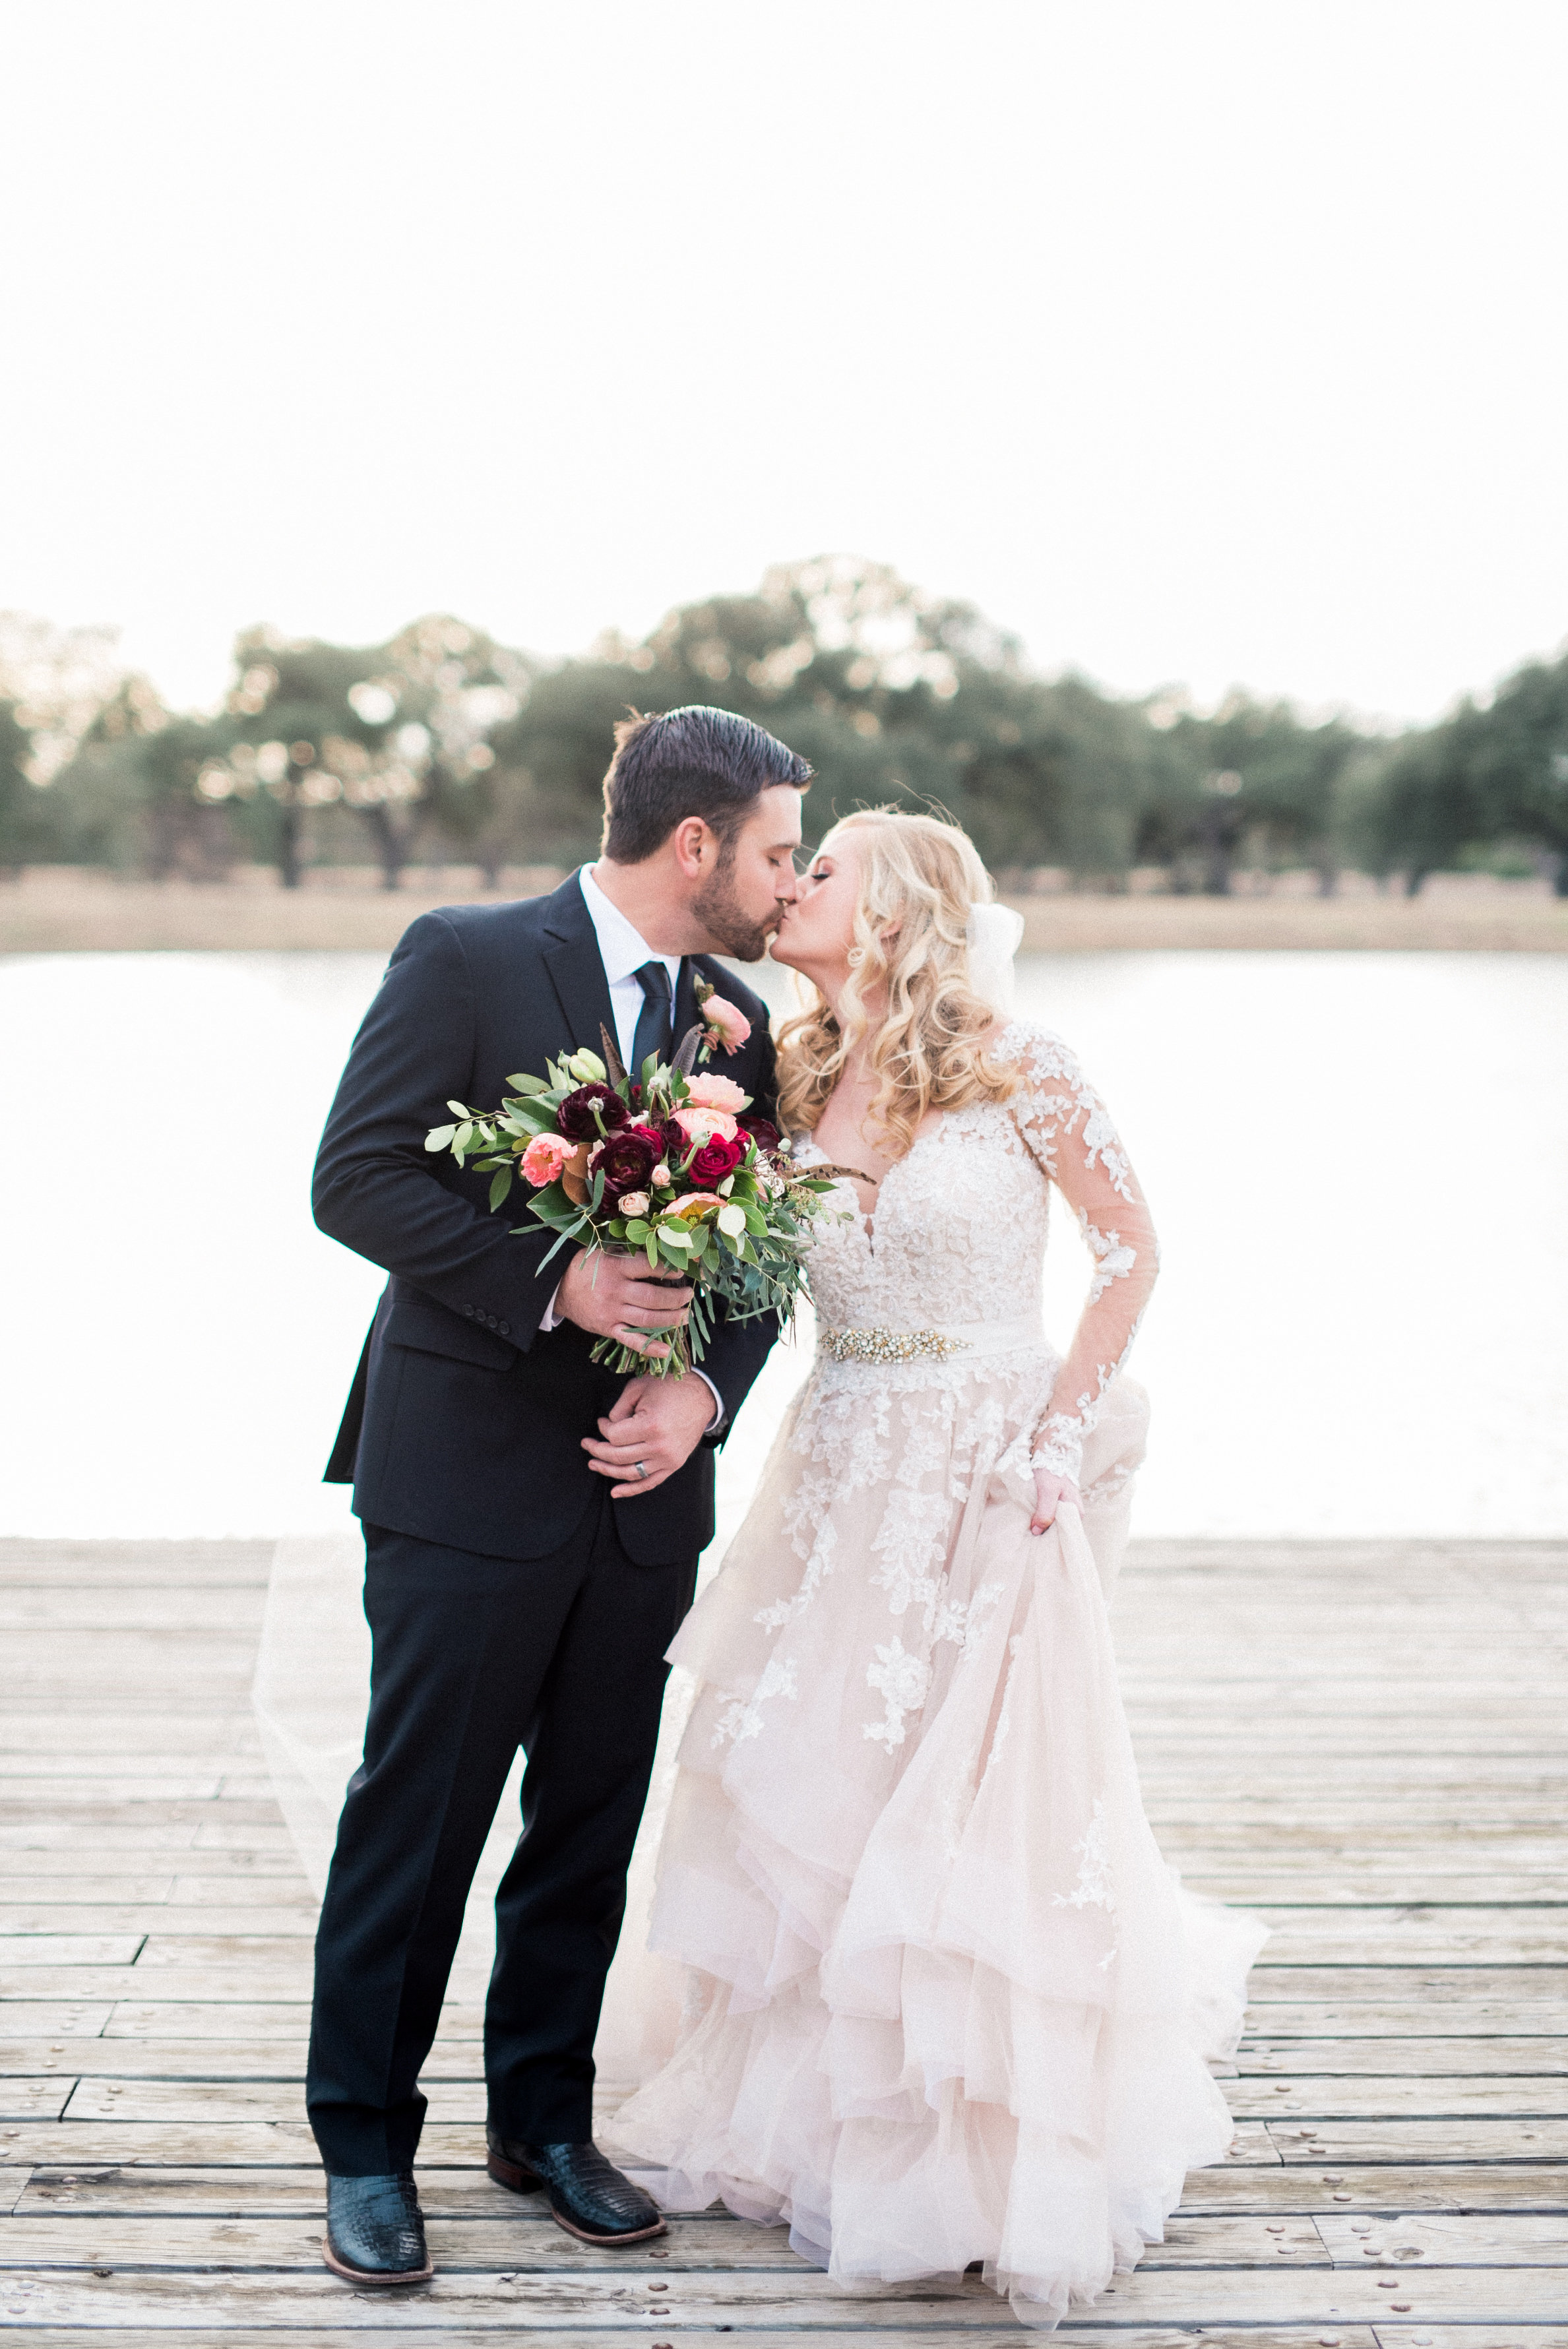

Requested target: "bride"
[{"left": 598, "top": 808, "right": 1266, "bottom": 2323}]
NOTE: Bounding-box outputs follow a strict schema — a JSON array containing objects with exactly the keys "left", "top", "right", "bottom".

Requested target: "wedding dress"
[{"left": 597, "top": 1020, "right": 1267, "bottom": 2323}]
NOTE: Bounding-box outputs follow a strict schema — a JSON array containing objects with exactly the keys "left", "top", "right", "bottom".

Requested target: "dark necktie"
[{"left": 631, "top": 959, "right": 675, "bottom": 1079}]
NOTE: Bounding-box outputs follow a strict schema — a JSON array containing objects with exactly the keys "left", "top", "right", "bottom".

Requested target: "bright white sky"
[{"left": 4, "top": 1, "right": 1565, "bottom": 725}]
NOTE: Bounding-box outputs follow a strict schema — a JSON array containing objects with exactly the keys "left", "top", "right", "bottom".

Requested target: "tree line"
[{"left": 3, "top": 558, "right": 1565, "bottom": 894}]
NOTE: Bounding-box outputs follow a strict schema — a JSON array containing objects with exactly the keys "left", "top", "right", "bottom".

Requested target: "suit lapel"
[{"left": 540, "top": 871, "right": 617, "bottom": 1055}]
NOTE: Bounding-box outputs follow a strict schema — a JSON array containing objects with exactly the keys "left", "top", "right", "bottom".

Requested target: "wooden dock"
[{"left": 3, "top": 1533, "right": 1565, "bottom": 2343}]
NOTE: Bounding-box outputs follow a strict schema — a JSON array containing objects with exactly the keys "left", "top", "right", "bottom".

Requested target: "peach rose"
[
  {"left": 685, "top": 1072, "right": 749, "bottom": 1113},
  {"left": 703, "top": 997, "right": 751, "bottom": 1051},
  {"left": 666, "top": 1191, "right": 725, "bottom": 1220},
  {"left": 673, "top": 1104, "right": 738, "bottom": 1145},
  {"left": 519, "top": 1133, "right": 573, "bottom": 1187}
]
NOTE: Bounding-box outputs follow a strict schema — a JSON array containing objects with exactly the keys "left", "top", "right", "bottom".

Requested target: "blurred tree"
[
  {"left": 0, "top": 701, "right": 38, "bottom": 871},
  {"left": 1363, "top": 650, "right": 1568, "bottom": 894},
  {"left": 45, "top": 677, "right": 187, "bottom": 871},
  {"left": 497, "top": 557, "right": 1159, "bottom": 884},
  {"left": 1453, "top": 653, "right": 1568, "bottom": 893},
  {"left": 1368, "top": 723, "right": 1487, "bottom": 894},
  {"left": 195, "top": 619, "right": 535, "bottom": 887},
  {"left": 1139, "top": 696, "right": 1365, "bottom": 894},
  {"left": 0, "top": 613, "right": 138, "bottom": 870}
]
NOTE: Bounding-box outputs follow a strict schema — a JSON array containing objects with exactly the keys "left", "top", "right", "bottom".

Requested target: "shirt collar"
[{"left": 578, "top": 863, "right": 681, "bottom": 991}]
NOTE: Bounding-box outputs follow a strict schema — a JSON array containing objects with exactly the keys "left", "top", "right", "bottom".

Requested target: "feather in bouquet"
[{"left": 423, "top": 1005, "right": 848, "bottom": 1377}]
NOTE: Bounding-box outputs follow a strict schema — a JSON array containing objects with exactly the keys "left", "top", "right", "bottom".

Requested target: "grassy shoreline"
[{"left": 3, "top": 864, "right": 1566, "bottom": 953}]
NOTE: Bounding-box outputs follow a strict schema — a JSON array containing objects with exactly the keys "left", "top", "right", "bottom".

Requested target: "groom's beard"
[{"left": 693, "top": 850, "right": 780, "bottom": 962}]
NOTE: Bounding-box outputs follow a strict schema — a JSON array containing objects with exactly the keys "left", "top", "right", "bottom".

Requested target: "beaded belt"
[
  {"left": 819, "top": 1316, "right": 1048, "bottom": 1367},
  {"left": 820, "top": 1327, "right": 972, "bottom": 1365}
]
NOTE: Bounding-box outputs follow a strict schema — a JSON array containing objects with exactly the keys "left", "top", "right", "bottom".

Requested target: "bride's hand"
[{"left": 1030, "top": 1469, "right": 1081, "bottom": 1536}]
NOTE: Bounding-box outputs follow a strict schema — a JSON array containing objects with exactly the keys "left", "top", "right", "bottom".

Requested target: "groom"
[{"left": 306, "top": 705, "right": 809, "bottom": 2284}]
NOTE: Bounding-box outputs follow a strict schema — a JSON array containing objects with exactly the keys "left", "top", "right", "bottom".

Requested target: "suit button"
[
  {"left": 497, "top": 1320, "right": 510, "bottom": 1336},
  {"left": 463, "top": 1305, "right": 476, "bottom": 1319}
]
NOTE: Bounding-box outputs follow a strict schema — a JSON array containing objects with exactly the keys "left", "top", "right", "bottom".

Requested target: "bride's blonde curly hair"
[{"left": 775, "top": 808, "right": 1020, "bottom": 1157}]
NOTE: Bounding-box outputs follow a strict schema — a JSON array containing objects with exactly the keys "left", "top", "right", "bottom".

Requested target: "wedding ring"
[{"left": 634, "top": 1460, "right": 648, "bottom": 1478}]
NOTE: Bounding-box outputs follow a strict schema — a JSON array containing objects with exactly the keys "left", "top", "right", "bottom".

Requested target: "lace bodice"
[{"left": 794, "top": 1021, "right": 1158, "bottom": 1482}]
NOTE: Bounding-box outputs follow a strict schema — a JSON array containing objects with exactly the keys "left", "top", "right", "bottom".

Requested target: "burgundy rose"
[
  {"left": 557, "top": 1082, "right": 627, "bottom": 1139},
  {"left": 740, "top": 1115, "right": 780, "bottom": 1157},
  {"left": 589, "top": 1127, "right": 657, "bottom": 1198},
  {"left": 686, "top": 1132, "right": 747, "bottom": 1189}
]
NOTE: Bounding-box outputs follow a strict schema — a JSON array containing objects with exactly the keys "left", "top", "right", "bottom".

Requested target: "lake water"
[{"left": 2, "top": 949, "right": 1565, "bottom": 1544}]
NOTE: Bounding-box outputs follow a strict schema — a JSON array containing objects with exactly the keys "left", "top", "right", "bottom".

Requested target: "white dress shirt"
[{"left": 540, "top": 865, "right": 723, "bottom": 1433}]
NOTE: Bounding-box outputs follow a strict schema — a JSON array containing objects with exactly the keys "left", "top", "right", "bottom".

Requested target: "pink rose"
[
  {"left": 703, "top": 996, "right": 751, "bottom": 1051},
  {"left": 673, "top": 1104, "right": 739, "bottom": 1145},
  {"left": 685, "top": 1073, "right": 749, "bottom": 1113},
  {"left": 519, "top": 1132, "right": 573, "bottom": 1187}
]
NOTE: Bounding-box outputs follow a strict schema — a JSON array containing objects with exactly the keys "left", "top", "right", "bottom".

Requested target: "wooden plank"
[
  {"left": 0, "top": 2212, "right": 1375, "bottom": 2271},
  {"left": 29, "top": 2161, "right": 1560, "bottom": 2222},
  {"left": 0, "top": 1594, "right": 265, "bottom": 1630},
  {"left": 0, "top": 2008, "right": 112, "bottom": 2040},
  {"left": 0, "top": 2331, "right": 1314, "bottom": 2349},
  {"left": 1, "top": 2040, "right": 310, "bottom": 2080},
  {"left": 102, "top": 1999, "right": 460, "bottom": 2040},
  {"left": 0, "top": 2334, "right": 1288, "bottom": 2349},
  {"left": 1267, "top": 2118, "right": 1568, "bottom": 2163},
  {"left": 0, "top": 1908, "right": 315, "bottom": 1937},
  {"left": 0, "top": 1819, "right": 216, "bottom": 1851},
  {"left": 189, "top": 1823, "right": 300, "bottom": 1853},
  {"left": 123, "top": 1935, "right": 317, "bottom": 1965},
  {"left": 1173, "top": 2164, "right": 1568, "bottom": 2214},
  {"left": 0, "top": 2121, "right": 325, "bottom": 2165},
  {"left": 0, "top": 1720, "right": 252, "bottom": 1757},
  {"left": 1190, "top": 1876, "right": 1566, "bottom": 1904},
  {"left": 0, "top": 2262, "right": 1561, "bottom": 2328},
  {"left": 0, "top": 1539, "right": 271, "bottom": 1588},
  {"left": 0, "top": 2120, "right": 1283, "bottom": 2174},
  {"left": 1315, "top": 2213, "right": 1568, "bottom": 2263},
  {"left": 1232, "top": 2079, "right": 1568, "bottom": 2119},
  {"left": 0, "top": 1780, "right": 233, "bottom": 1806},
  {"left": 1246, "top": 2005, "right": 1568, "bottom": 2038},
  {"left": 0, "top": 1941, "right": 143, "bottom": 1970},
  {"left": 1247, "top": 1968, "right": 1568, "bottom": 2000},
  {"left": 0, "top": 2080, "right": 73, "bottom": 2121},
  {"left": 1, "top": 1967, "right": 311, "bottom": 2003},
  {"left": 1241, "top": 2038, "right": 1568, "bottom": 2075},
  {"left": 2, "top": 1852, "right": 300, "bottom": 1882},
  {"left": 0, "top": 1875, "right": 178, "bottom": 1903}
]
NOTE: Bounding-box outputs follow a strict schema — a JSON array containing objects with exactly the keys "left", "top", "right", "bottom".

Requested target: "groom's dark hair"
[{"left": 600, "top": 705, "right": 811, "bottom": 863}]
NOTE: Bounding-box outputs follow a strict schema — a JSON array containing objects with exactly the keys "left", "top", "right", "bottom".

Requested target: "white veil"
[{"left": 965, "top": 900, "right": 1025, "bottom": 1016}]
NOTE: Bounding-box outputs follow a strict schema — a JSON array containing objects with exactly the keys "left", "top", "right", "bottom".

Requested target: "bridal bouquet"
[{"left": 424, "top": 1013, "right": 845, "bottom": 1377}]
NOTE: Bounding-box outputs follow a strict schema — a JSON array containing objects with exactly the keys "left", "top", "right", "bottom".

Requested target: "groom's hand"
[
  {"left": 556, "top": 1251, "right": 693, "bottom": 1359},
  {"left": 584, "top": 1373, "right": 716, "bottom": 1499}
]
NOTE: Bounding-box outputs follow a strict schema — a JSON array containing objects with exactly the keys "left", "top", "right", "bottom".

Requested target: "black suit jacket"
[{"left": 313, "top": 872, "right": 779, "bottom": 1563}]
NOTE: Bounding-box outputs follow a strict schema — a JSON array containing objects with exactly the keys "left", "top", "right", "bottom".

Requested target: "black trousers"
[{"left": 305, "top": 1489, "right": 697, "bottom": 2175}]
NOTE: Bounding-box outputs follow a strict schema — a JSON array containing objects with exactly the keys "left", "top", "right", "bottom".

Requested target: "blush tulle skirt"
[{"left": 596, "top": 1365, "right": 1267, "bottom": 2326}]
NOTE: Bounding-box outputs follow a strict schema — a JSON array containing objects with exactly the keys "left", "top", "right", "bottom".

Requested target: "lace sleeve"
[{"left": 1005, "top": 1026, "right": 1159, "bottom": 1485}]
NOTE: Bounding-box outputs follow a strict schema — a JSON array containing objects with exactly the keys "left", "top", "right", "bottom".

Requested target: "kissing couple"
[{"left": 304, "top": 704, "right": 1264, "bottom": 2323}]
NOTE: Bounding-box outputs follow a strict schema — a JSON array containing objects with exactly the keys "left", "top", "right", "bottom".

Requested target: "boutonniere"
[{"left": 693, "top": 973, "right": 752, "bottom": 1060}]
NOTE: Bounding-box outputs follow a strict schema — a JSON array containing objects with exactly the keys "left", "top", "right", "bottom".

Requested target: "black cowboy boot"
[
  {"left": 486, "top": 2127, "right": 666, "bottom": 2244},
  {"left": 322, "top": 2170, "right": 433, "bottom": 2284}
]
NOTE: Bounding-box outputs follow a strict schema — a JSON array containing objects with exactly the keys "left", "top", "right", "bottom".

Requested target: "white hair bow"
[{"left": 964, "top": 901, "right": 1024, "bottom": 1015}]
